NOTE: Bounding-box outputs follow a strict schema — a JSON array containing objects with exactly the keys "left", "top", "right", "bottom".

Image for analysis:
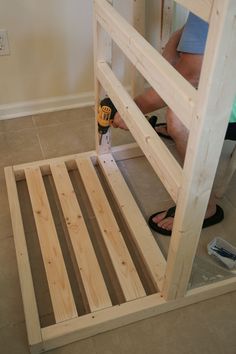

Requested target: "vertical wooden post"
[
  {"left": 162, "top": 0, "right": 236, "bottom": 300},
  {"left": 146, "top": 0, "right": 163, "bottom": 52},
  {"left": 93, "top": 0, "right": 113, "bottom": 155},
  {"left": 160, "top": 0, "right": 174, "bottom": 51},
  {"left": 131, "top": 0, "right": 146, "bottom": 97}
]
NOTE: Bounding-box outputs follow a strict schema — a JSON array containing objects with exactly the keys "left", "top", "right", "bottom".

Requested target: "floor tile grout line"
[
  {"left": 36, "top": 132, "right": 46, "bottom": 160},
  {"left": 0, "top": 233, "right": 14, "bottom": 242},
  {"left": 0, "top": 319, "right": 26, "bottom": 332}
]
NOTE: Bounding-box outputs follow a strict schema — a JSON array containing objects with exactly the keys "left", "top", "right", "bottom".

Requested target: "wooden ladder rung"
[
  {"left": 25, "top": 166, "right": 78, "bottom": 323},
  {"left": 98, "top": 153, "right": 166, "bottom": 291},
  {"left": 76, "top": 157, "right": 146, "bottom": 301},
  {"left": 50, "top": 162, "right": 112, "bottom": 312}
]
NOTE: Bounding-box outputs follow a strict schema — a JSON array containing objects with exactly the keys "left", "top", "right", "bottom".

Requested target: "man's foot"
[
  {"left": 154, "top": 123, "right": 173, "bottom": 140},
  {"left": 148, "top": 205, "right": 224, "bottom": 236}
]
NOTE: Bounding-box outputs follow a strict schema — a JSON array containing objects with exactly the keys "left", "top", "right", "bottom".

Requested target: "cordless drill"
[{"left": 97, "top": 97, "right": 117, "bottom": 143}]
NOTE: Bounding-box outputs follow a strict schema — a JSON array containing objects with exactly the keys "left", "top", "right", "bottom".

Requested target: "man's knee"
[{"left": 175, "top": 53, "right": 203, "bottom": 87}]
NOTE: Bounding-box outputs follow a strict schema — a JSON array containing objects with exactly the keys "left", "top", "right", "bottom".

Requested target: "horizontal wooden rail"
[
  {"left": 175, "top": 0, "right": 213, "bottom": 22},
  {"left": 13, "top": 150, "right": 97, "bottom": 181},
  {"left": 41, "top": 276, "right": 236, "bottom": 352},
  {"left": 97, "top": 61, "right": 182, "bottom": 202},
  {"left": 25, "top": 166, "right": 78, "bottom": 323},
  {"left": 98, "top": 153, "right": 166, "bottom": 291},
  {"left": 94, "top": 0, "right": 196, "bottom": 130}
]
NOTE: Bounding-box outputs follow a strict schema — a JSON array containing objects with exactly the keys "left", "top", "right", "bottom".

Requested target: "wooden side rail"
[
  {"left": 5, "top": 167, "right": 43, "bottom": 353},
  {"left": 163, "top": 0, "right": 236, "bottom": 299},
  {"left": 94, "top": 0, "right": 236, "bottom": 302}
]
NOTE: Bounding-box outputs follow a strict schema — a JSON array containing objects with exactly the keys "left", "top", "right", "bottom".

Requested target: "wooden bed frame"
[{"left": 4, "top": 0, "right": 236, "bottom": 352}]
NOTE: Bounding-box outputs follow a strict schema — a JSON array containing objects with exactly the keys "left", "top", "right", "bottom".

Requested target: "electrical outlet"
[{"left": 0, "top": 29, "right": 10, "bottom": 56}]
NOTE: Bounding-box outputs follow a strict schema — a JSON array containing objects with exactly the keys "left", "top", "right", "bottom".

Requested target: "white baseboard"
[{"left": 0, "top": 91, "right": 95, "bottom": 120}]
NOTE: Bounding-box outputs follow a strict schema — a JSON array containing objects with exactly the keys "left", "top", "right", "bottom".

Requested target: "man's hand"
[{"left": 112, "top": 112, "right": 128, "bottom": 130}]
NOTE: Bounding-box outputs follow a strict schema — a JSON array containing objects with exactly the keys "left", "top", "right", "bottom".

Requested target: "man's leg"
[
  {"left": 113, "top": 29, "right": 183, "bottom": 129},
  {"left": 152, "top": 107, "right": 218, "bottom": 232},
  {"left": 150, "top": 53, "right": 219, "bottom": 232},
  {"left": 112, "top": 87, "right": 166, "bottom": 129}
]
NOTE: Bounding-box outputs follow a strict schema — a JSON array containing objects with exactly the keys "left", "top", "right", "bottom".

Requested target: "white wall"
[
  {"left": 0, "top": 0, "right": 137, "bottom": 118},
  {"left": 0, "top": 0, "right": 186, "bottom": 119},
  {"left": 0, "top": 0, "right": 95, "bottom": 115}
]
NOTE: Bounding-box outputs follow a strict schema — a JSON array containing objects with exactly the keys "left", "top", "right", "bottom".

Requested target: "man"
[{"left": 111, "top": 12, "right": 228, "bottom": 236}]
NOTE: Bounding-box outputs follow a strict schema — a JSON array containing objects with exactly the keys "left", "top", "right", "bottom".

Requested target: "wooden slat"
[
  {"left": 95, "top": 0, "right": 197, "bottom": 129},
  {"left": 97, "top": 61, "right": 182, "bottom": 202},
  {"left": 41, "top": 276, "right": 236, "bottom": 352},
  {"left": 76, "top": 157, "right": 146, "bottom": 301},
  {"left": 163, "top": 0, "right": 236, "bottom": 300},
  {"left": 98, "top": 153, "right": 166, "bottom": 291},
  {"left": 175, "top": 0, "right": 213, "bottom": 22},
  {"left": 4, "top": 167, "right": 43, "bottom": 352},
  {"left": 25, "top": 166, "right": 77, "bottom": 322},
  {"left": 50, "top": 162, "right": 112, "bottom": 312}
]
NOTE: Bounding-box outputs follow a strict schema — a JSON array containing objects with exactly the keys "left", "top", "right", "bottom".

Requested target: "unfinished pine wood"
[
  {"left": 25, "top": 166, "right": 78, "bottom": 322},
  {"left": 4, "top": 167, "right": 43, "bottom": 352},
  {"left": 95, "top": 0, "right": 196, "bottom": 130},
  {"left": 41, "top": 275, "right": 236, "bottom": 352},
  {"left": 5, "top": 1, "right": 236, "bottom": 353},
  {"left": 161, "top": 0, "right": 174, "bottom": 51},
  {"left": 131, "top": 0, "right": 146, "bottom": 97},
  {"left": 98, "top": 153, "right": 166, "bottom": 291},
  {"left": 50, "top": 162, "right": 112, "bottom": 312},
  {"left": 76, "top": 157, "right": 146, "bottom": 301},
  {"left": 94, "top": 0, "right": 113, "bottom": 155},
  {"left": 13, "top": 150, "right": 97, "bottom": 181},
  {"left": 97, "top": 61, "right": 182, "bottom": 202},
  {"left": 175, "top": 0, "right": 213, "bottom": 22},
  {"left": 163, "top": 0, "right": 236, "bottom": 300}
]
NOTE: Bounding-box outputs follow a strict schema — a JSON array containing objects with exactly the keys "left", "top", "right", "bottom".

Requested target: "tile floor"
[{"left": 0, "top": 107, "right": 236, "bottom": 354}]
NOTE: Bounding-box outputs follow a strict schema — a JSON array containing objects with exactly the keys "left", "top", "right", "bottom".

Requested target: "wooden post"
[
  {"left": 160, "top": 0, "right": 174, "bottom": 51},
  {"left": 93, "top": 0, "right": 113, "bottom": 155},
  {"left": 131, "top": 0, "right": 146, "bottom": 97},
  {"left": 163, "top": 0, "right": 236, "bottom": 300}
]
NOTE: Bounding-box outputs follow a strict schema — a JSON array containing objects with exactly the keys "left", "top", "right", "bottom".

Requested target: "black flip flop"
[
  {"left": 148, "top": 205, "right": 224, "bottom": 236},
  {"left": 148, "top": 116, "right": 173, "bottom": 140}
]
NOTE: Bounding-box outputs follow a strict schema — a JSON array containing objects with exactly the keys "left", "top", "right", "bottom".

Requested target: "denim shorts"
[{"left": 177, "top": 12, "right": 209, "bottom": 54}]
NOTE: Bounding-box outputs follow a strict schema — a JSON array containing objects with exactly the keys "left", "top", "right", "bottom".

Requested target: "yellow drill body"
[{"left": 97, "top": 103, "right": 113, "bottom": 134}]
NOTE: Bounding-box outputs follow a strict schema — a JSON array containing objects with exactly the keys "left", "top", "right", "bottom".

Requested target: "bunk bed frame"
[{"left": 4, "top": 0, "right": 236, "bottom": 352}]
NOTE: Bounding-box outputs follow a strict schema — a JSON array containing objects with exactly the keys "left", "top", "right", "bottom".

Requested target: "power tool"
[{"left": 97, "top": 97, "right": 117, "bottom": 143}]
